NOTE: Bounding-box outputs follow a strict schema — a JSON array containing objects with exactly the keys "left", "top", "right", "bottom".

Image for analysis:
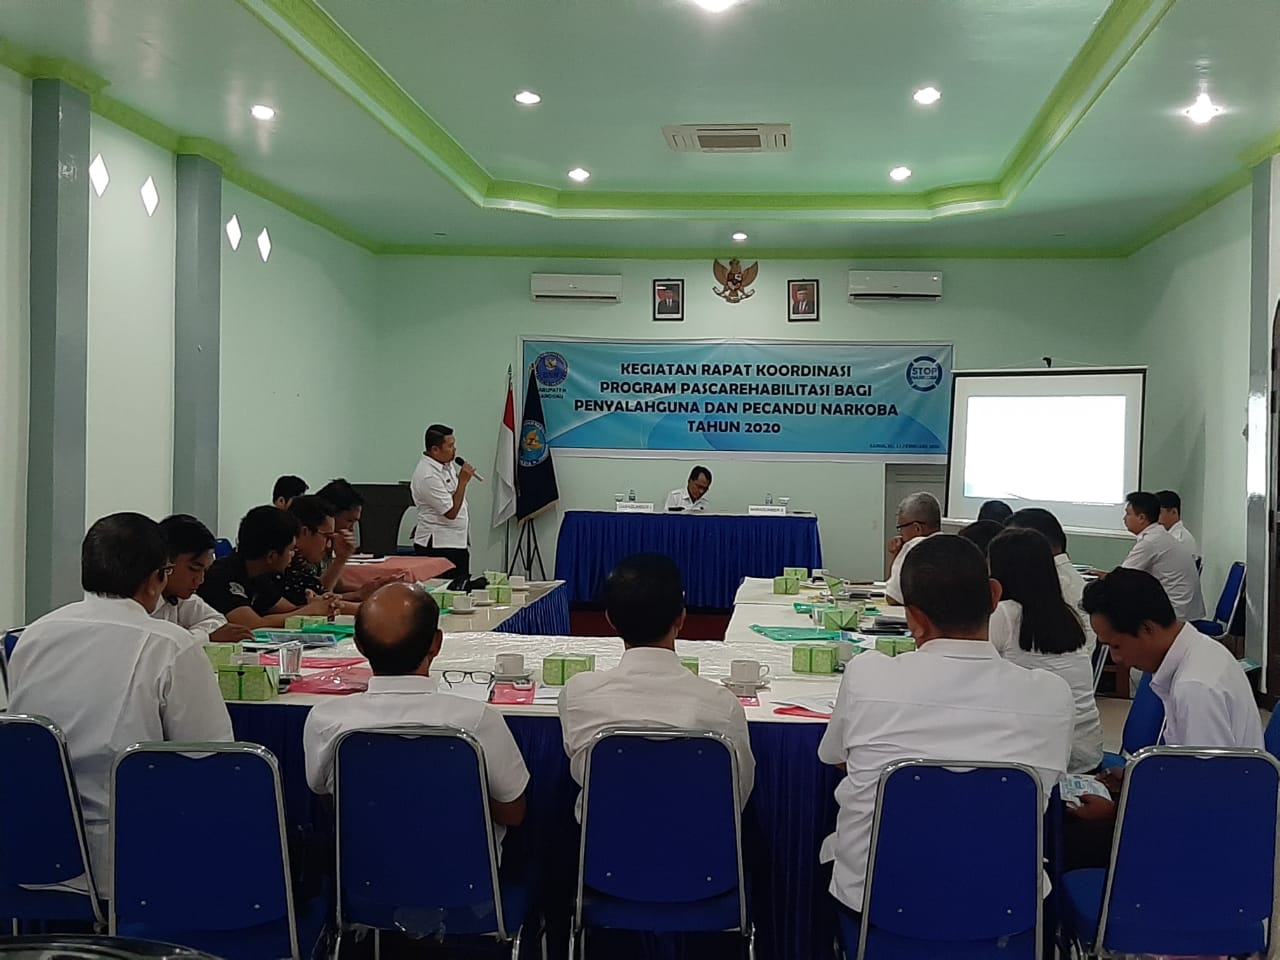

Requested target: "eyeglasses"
[
  {"left": 895, "top": 520, "right": 922, "bottom": 533},
  {"left": 442, "top": 670, "right": 494, "bottom": 687}
]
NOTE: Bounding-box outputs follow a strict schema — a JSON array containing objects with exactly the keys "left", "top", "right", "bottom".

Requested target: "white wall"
[
  {"left": 85, "top": 117, "right": 176, "bottom": 524},
  {"left": 218, "top": 183, "right": 378, "bottom": 536},
  {"left": 0, "top": 69, "right": 30, "bottom": 628},
  {"left": 372, "top": 257, "right": 1143, "bottom": 580}
]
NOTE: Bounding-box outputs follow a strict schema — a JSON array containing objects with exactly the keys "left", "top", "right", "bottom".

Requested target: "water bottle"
[
  {"left": 628, "top": 489, "right": 636, "bottom": 502},
  {"left": 765, "top": 491, "right": 774, "bottom": 505}
]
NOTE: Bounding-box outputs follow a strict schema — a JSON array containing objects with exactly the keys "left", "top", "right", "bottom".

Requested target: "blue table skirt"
[
  {"left": 228, "top": 703, "right": 839, "bottom": 960},
  {"left": 554, "top": 511, "right": 823, "bottom": 609},
  {"left": 495, "top": 584, "right": 570, "bottom": 636}
]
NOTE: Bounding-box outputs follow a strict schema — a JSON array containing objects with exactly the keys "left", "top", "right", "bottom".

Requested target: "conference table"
[
  {"left": 226, "top": 577, "right": 855, "bottom": 960},
  {"left": 554, "top": 510, "right": 823, "bottom": 608}
]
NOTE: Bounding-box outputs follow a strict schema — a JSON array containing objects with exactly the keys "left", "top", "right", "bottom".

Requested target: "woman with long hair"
[{"left": 988, "top": 526, "right": 1103, "bottom": 773}]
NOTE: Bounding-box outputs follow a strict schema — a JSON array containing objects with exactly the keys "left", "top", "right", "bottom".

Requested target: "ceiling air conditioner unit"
[
  {"left": 848, "top": 270, "right": 942, "bottom": 302},
  {"left": 530, "top": 273, "right": 623, "bottom": 303}
]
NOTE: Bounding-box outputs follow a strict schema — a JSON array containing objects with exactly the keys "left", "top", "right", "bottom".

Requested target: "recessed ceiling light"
[
  {"left": 567, "top": 167, "right": 591, "bottom": 182},
  {"left": 889, "top": 166, "right": 912, "bottom": 182},
  {"left": 731, "top": 231, "right": 748, "bottom": 241},
  {"left": 88, "top": 153, "right": 109, "bottom": 197},
  {"left": 433, "top": 232, "right": 448, "bottom": 237},
  {"left": 691, "top": 0, "right": 740, "bottom": 11},
  {"left": 514, "top": 90, "right": 542, "bottom": 105},
  {"left": 1182, "top": 92, "right": 1224, "bottom": 124},
  {"left": 257, "top": 227, "right": 272, "bottom": 262},
  {"left": 913, "top": 86, "right": 942, "bottom": 105},
  {"left": 226, "top": 214, "right": 242, "bottom": 251},
  {"left": 250, "top": 104, "right": 276, "bottom": 121},
  {"left": 139, "top": 176, "right": 159, "bottom": 216}
]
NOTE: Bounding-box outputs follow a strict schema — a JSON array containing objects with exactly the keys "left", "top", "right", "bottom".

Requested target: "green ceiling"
[{"left": 1, "top": 0, "right": 1277, "bottom": 257}]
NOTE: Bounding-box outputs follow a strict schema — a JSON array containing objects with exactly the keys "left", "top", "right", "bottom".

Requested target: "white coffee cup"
[
  {"left": 730, "top": 659, "right": 770, "bottom": 683},
  {"left": 452, "top": 593, "right": 474, "bottom": 612},
  {"left": 496, "top": 653, "right": 525, "bottom": 676},
  {"left": 812, "top": 568, "right": 828, "bottom": 580},
  {"left": 471, "top": 589, "right": 491, "bottom": 604},
  {"left": 510, "top": 575, "right": 528, "bottom": 589}
]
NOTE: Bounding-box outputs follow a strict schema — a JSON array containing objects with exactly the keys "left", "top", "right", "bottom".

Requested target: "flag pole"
[{"left": 503, "top": 363, "right": 512, "bottom": 568}]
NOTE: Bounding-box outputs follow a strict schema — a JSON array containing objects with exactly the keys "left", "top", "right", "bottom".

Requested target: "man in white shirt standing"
[
  {"left": 1156, "top": 489, "right": 1200, "bottom": 563},
  {"left": 154, "top": 514, "right": 254, "bottom": 643},
  {"left": 8, "top": 513, "right": 234, "bottom": 892},
  {"left": 559, "top": 553, "right": 755, "bottom": 814},
  {"left": 819, "top": 535, "right": 1073, "bottom": 920},
  {"left": 884, "top": 491, "right": 942, "bottom": 604},
  {"left": 664, "top": 465, "right": 712, "bottom": 513},
  {"left": 303, "top": 583, "right": 528, "bottom": 834},
  {"left": 411, "top": 423, "right": 476, "bottom": 589},
  {"left": 1103, "top": 491, "right": 1205, "bottom": 621},
  {"left": 1007, "top": 507, "right": 1096, "bottom": 650}
]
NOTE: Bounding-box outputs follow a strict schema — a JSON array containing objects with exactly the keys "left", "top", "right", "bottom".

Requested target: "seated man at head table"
[
  {"left": 665, "top": 465, "right": 713, "bottom": 513},
  {"left": 558, "top": 553, "right": 755, "bottom": 816},
  {"left": 198, "top": 505, "right": 339, "bottom": 629},
  {"left": 303, "top": 583, "right": 528, "bottom": 833},
  {"left": 1089, "top": 491, "right": 1205, "bottom": 621},
  {"left": 1156, "top": 488, "right": 1200, "bottom": 563},
  {"left": 8, "top": 513, "right": 233, "bottom": 893},
  {"left": 1006, "top": 506, "right": 1096, "bottom": 650},
  {"left": 818, "top": 535, "right": 1073, "bottom": 923},
  {"left": 154, "top": 514, "right": 255, "bottom": 643},
  {"left": 1063, "top": 568, "right": 1262, "bottom": 871},
  {"left": 272, "top": 474, "right": 307, "bottom": 510},
  {"left": 883, "top": 491, "right": 943, "bottom": 605}
]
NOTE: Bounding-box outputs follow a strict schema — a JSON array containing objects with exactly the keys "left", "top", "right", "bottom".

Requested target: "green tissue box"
[
  {"left": 875, "top": 637, "right": 917, "bottom": 657},
  {"left": 792, "top": 644, "right": 838, "bottom": 674},
  {"left": 791, "top": 645, "right": 813, "bottom": 673},
  {"left": 217, "top": 664, "right": 280, "bottom": 701},
  {"left": 434, "top": 590, "right": 460, "bottom": 611},
  {"left": 783, "top": 566, "right": 809, "bottom": 581},
  {"left": 484, "top": 571, "right": 510, "bottom": 585},
  {"left": 202, "top": 642, "right": 242, "bottom": 669},
  {"left": 824, "top": 575, "right": 843, "bottom": 595},
  {"left": 491, "top": 584, "right": 513, "bottom": 604},
  {"left": 773, "top": 576, "right": 800, "bottom": 595},
  {"left": 542, "top": 653, "right": 596, "bottom": 686},
  {"left": 823, "top": 607, "right": 862, "bottom": 631},
  {"left": 284, "top": 616, "right": 304, "bottom": 630},
  {"left": 679, "top": 656, "right": 699, "bottom": 675}
]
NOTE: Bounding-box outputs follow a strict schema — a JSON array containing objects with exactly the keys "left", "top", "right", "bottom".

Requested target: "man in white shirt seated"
[
  {"left": 884, "top": 491, "right": 942, "bottom": 604},
  {"left": 8, "top": 512, "right": 234, "bottom": 893},
  {"left": 818, "top": 535, "right": 1074, "bottom": 920},
  {"left": 1007, "top": 507, "right": 1096, "bottom": 650},
  {"left": 411, "top": 423, "right": 475, "bottom": 589},
  {"left": 558, "top": 553, "right": 755, "bottom": 815},
  {"left": 1156, "top": 489, "right": 1200, "bottom": 563},
  {"left": 1102, "top": 491, "right": 1205, "bottom": 621},
  {"left": 665, "top": 465, "right": 712, "bottom": 512},
  {"left": 303, "top": 583, "right": 528, "bottom": 834},
  {"left": 154, "top": 514, "right": 254, "bottom": 644}
]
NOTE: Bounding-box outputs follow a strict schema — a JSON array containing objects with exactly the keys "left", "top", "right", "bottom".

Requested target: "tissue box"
[
  {"left": 875, "top": 637, "right": 917, "bottom": 657},
  {"left": 793, "top": 644, "right": 838, "bottom": 674},
  {"left": 434, "top": 590, "right": 460, "bottom": 611},
  {"left": 484, "top": 571, "right": 510, "bottom": 585},
  {"left": 299, "top": 616, "right": 328, "bottom": 628},
  {"left": 823, "top": 606, "right": 863, "bottom": 631},
  {"left": 284, "top": 616, "right": 304, "bottom": 630},
  {"left": 773, "top": 576, "right": 800, "bottom": 595},
  {"left": 490, "top": 584, "right": 513, "bottom": 604},
  {"left": 542, "top": 654, "right": 596, "bottom": 686},
  {"left": 202, "top": 642, "right": 242, "bottom": 669},
  {"left": 791, "top": 646, "right": 813, "bottom": 673},
  {"left": 783, "top": 566, "right": 809, "bottom": 581},
  {"left": 824, "top": 576, "right": 843, "bottom": 595},
  {"left": 217, "top": 664, "right": 280, "bottom": 701},
  {"left": 679, "top": 656, "right": 700, "bottom": 675}
]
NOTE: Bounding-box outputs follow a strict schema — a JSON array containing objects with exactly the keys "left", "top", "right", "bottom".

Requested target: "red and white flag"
[{"left": 491, "top": 371, "right": 517, "bottom": 527}]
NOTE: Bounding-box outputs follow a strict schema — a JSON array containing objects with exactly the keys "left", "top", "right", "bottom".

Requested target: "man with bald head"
[
  {"left": 302, "top": 583, "right": 528, "bottom": 830},
  {"left": 885, "top": 491, "right": 942, "bottom": 604}
]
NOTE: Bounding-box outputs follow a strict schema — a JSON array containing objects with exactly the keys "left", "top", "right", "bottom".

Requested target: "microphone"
[{"left": 455, "top": 456, "right": 484, "bottom": 482}]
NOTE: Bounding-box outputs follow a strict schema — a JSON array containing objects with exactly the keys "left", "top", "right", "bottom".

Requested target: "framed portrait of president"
[
  {"left": 653, "top": 279, "right": 684, "bottom": 321},
  {"left": 788, "top": 279, "right": 819, "bottom": 322}
]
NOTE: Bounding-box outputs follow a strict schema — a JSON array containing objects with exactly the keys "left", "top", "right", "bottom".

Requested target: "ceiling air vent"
[{"left": 662, "top": 123, "right": 791, "bottom": 153}]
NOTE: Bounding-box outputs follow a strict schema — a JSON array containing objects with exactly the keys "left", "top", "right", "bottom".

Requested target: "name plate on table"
[
  {"left": 615, "top": 502, "right": 655, "bottom": 513},
  {"left": 748, "top": 505, "right": 788, "bottom": 516}
]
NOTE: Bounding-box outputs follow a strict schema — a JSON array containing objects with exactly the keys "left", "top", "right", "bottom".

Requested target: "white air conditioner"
[
  {"left": 848, "top": 270, "right": 942, "bottom": 302},
  {"left": 530, "top": 273, "right": 623, "bottom": 303}
]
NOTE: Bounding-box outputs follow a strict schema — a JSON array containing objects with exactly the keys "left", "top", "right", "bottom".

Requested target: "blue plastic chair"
[
  {"left": 1192, "top": 561, "right": 1245, "bottom": 638},
  {"left": 333, "top": 726, "right": 528, "bottom": 957},
  {"left": 0, "top": 715, "right": 105, "bottom": 930},
  {"left": 1264, "top": 709, "right": 1280, "bottom": 760},
  {"left": 109, "top": 742, "right": 324, "bottom": 960},
  {"left": 3, "top": 628, "right": 21, "bottom": 662},
  {"left": 1062, "top": 746, "right": 1280, "bottom": 956},
  {"left": 573, "top": 729, "right": 752, "bottom": 959},
  {"left": 213, "top": 539, "right": 233, "bottom": 560},
  {"left": 836, "top": 760, "right": 1045, "bottom": 960},
  {"left": 1097, "top": 672, "right": 1164, "bottom": 770}
]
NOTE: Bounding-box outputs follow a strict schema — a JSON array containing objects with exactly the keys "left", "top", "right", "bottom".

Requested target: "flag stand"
[{"left": 509, "top": 518, "right": 546, "bottom": 579}]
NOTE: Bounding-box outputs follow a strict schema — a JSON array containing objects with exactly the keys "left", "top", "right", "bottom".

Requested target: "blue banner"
[{"left": 520, "top": 339, "right": 952, "bottom": 459}]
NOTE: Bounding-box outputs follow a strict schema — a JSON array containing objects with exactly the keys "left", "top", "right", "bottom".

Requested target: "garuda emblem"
[{"left": 712, "top": 258, "right": 758, "bottom": 304}]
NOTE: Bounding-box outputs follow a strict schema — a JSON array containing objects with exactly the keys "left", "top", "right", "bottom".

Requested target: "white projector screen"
[{"left": 946, "top": 368, "right": 1146, "bottom": 532}]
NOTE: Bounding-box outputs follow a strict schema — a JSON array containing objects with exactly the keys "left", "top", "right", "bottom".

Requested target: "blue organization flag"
[{"left": 516, "top": 363, "right": 559, "bottom": 520}]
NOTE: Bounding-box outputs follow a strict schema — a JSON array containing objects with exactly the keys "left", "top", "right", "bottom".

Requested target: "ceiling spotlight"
[
  {"left": 889, "top": 166, "right": 912, "bottom": 182},
  {"left": 1182, "top": 92, "right": 1224, "bottom": 124},
  {"left": 692, "top": 0, "right": 740, "bottom": 10},
  {"left": 731, "top": 231, "right": 748, "bottom": 241},
  {"left": 250, "top": 104, "right": 276, "bottom": 121},
  {"left": 514, "top": 90, "right": 542, "bottom": 105},
  {"left": 913, "top": 86, "right": 942, "bottom": 105},
  {"left": 567, "top": 167, "right": 591, "bottom": 182}
]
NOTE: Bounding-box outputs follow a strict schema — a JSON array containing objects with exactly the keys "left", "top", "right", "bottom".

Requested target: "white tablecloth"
[{"left": 436, "top": 580, "right": 563, "bottom": 633}]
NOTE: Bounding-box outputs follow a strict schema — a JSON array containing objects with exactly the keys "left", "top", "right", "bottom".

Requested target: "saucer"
[
  {"left": 721, "top": 678, "right": 770, "bottom": 695},
  {"left": 471, "top": 599, "right": 495, "bottom": 606},
  {"left": 493, "top": 669, "right": 533, "bottom": 682},
  {"left": 450, "top": 607, "right": 477, "bottom": 614}
]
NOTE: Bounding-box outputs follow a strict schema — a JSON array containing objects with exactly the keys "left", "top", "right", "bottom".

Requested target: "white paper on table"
[
  {"left": 532, "top": 685, "right": 561, "bottom": 704},
  {"left": 440, "top": 682, "right": 492, "bottom": 702},
  {"left": 771, "top": 694, "right": 836, "bottom": 716},
  {"left": 874, "top": 608, "right": 908, "bottom": 623}
]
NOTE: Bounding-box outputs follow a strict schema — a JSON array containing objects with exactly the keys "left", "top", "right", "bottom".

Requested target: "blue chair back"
[
  {"left": 1099, "top": 747, "right": 1279, "bottom": 955},
  {"left": 578, "top": 730, "right": 744, "bottom": 922},
  {"left": 213, "top": 539, "right": 233, "bottom": 559},
  {"left": 1120, "top": 672, "right": 1164, "bottom": 755},
  {"left": 1265, "top": 709, "right": 1280, "bottom": 760},
  {"left": 334, "top": 726, "right": 509, "bottom": 936},
  {"left": 3, "top": 628, "right": 20, "bottom": 661},
  {"left": 858, "top": 760, "right": 1043, "bottom": 954},
  {"left": 0, "top": 715, "right": 103, "bottom": 924},
  {"left": 1214, "top": 561, "right": 1246, "bottom": 627},
  {"left": 110, "top": 742, "right": 300, "bottom": 959}
]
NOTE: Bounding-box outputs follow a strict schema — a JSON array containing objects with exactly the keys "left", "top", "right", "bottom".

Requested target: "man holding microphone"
[{"left": 411, "top": 423, "right": 479, "bottom": 589}]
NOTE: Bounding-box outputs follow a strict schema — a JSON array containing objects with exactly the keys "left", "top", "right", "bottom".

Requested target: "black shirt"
[
  {"left": 199, "top": 552, "right": 285, "bottom": 616},
  {"left": 277, "top": 553, "right": 324, "bottom": 606}
]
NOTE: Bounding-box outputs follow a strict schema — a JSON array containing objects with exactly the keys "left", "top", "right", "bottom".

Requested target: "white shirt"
[
  {"left": 665, "top": 488, "right": 708, "bottom": 513},
  {"left": 411, "top": 454, "right": 470, "bottom": 549},
  {"left": 152, "top": 593, "right": 227, "bottom": 644},
  {"left": 558, "top": 646, "right": 755, "bottom": 816},
  {"left": 1168, "top": 520, "right": 1200, "bottom": 561},
  {"left": 817, "top": 639, "right": 1073, "bottom": 911},
  {"left": 884, "top": 532, "right": 934, "bottom": 603},
  {"left": 303, "top": 674, "right": 529, "bottom": 845},
  {"left": 1151, "top": 622, "right": 1263, "bottom": 749},
  {"left": 1055, "top": 554, "right": 1096, "bottom": 650},
  {"left": 988, "top": 600, "right": 1103, "bottom": 773},
  {"left": 7, "top": 595, "right": 234, "bottom": 894},
  {"left": 1121, "top": 524, "right": 1205, "bottom": 621}
]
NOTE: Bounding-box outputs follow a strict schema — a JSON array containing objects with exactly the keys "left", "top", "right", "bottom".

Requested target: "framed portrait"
[
  {"left": 788, "top": 279, "right": 819, "bottom": 322},
  {"left": 653, "top": 279, "right": 684, "bottom": 321}
]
